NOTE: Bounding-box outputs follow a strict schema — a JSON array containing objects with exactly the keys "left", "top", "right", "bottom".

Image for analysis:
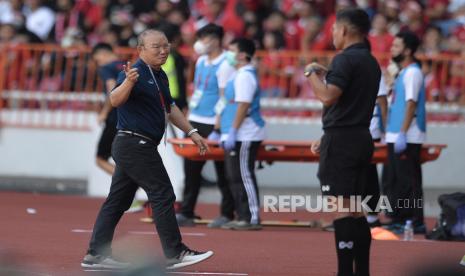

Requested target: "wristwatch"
[
  {"left": 304, "top": 68, "right": 318, "bottom": 77},
  {"left": 187, "top": 128, "right": 199, "bottom": 137}
]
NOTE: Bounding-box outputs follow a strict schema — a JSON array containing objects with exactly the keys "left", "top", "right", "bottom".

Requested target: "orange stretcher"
[{"left": 169, "top": 138, "right": 446, "bottom": 164}]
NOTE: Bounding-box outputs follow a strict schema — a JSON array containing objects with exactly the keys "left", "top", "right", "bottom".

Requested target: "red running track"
[{"left": 0, "top": 192, "right": 464, "bottom": 276}]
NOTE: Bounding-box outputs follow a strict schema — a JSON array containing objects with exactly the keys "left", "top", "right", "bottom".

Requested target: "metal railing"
[{"left": 0, "top": 44, "right": 463, "bottom": 130}]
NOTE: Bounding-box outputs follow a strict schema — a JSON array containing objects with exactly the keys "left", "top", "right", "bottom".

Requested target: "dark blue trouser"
[
  {"left": 88, "top": 134, "right": 186, "bottom": 258},
  {"left": 383, "top": 143, "right": 424, "bottom": 225},
  {"left": 224, "top": 141, "right": 261, "bottom": 224},
  {"left": 181, "top": 121, "right": 234, "bottom": 219}
]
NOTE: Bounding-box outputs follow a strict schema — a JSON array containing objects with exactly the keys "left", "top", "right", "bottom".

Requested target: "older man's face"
[{"left": 139, "top": 33, "right": 170, "bottom": 67}]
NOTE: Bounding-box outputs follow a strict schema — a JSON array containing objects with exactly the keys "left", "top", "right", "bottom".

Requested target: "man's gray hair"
[{"left": 137, "top": 29, "right": 165, "bottom": 46}]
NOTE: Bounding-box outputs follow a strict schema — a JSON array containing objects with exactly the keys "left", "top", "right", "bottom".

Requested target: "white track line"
[
  {"left": 84, "top": 270, "right": 248, "bottom": 275},
  {"left": 129, "top": 231, "right": 206, "bottom": 237},
  {"left": 168, "top": 273, "right": 248, "bottom": 276},
  {"left": 72, "top": 229, "right": 206, "bottom": 237},
  {"left": 391, "top": 239, "right": 435, "bottom": 243},
  {"left": 0, "top": 268, "right": 51, "bottom": 276},
  {"left": 72, "top": 229, "right": 92, "bottom": 233}
]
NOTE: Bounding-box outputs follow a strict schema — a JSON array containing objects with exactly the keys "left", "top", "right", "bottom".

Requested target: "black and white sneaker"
[
  {"left": 81, "top": 254, "right": 131, "bottom": 270},
  {"left": 166, "top": 248, "right": 213, "bottom": 270}
]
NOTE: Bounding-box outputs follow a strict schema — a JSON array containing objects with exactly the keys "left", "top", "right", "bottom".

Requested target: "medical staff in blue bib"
[
  {"left": 176, "top": 23, "right": 236, "bottom": 228},
  {"left": 219, "top": 38, "right": 266, "bottom": 231},
  {"left": 384, "top": 31, "right": 427, "bottom": 234}
]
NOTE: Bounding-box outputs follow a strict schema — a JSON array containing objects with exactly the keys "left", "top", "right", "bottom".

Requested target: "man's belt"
[{"left": 117, "top": 130, "right": 154, "bottom": 143}]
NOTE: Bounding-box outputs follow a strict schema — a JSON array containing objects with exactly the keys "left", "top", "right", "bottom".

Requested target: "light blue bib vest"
[
  {"left": 387, "top": 63, "right": 426, "bottom": 133},
  {"left": 220, "top": 68, "right": 265, "bottom": 134},
  {"left": 191, "top": 57, "right": 224, "bottom": 117}
]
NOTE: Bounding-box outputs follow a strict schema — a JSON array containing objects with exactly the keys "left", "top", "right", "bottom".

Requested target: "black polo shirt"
[
  {"left": 98, "top": 60, "right": 125, "bottom": 124},
  {"left": 323, "top": 43, "right": 381, "bottom": 130},
  {"left": 114, "top": 58, "right": 175, "bottom": 143}
]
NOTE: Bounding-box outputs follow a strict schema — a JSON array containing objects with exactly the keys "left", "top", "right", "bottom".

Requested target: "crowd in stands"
[{"left": 1, "top": 0, "right": 465, "bottom": 103}]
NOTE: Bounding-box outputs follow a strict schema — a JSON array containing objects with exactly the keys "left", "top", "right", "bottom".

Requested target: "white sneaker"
[
  {"left": 166, "top": 249, "right": 213, "bottom": 270},
  {"left": 81, "top": 254, "right": 130, "bottom": 270},
  {"left": 207, "top": 216, "right": 232, "bottom": 228},
  {"left": 460, "top": 255, "right": 465, "bottom": 266},
  {"left": 125, "top": 200, "right": 145, "bottom": 213}
]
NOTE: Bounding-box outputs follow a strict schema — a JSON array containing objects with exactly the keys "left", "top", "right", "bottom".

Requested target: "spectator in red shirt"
[
  {"left": 419, "top": 25, "right": 444, "bottom": 56},
  {"left": 292, "top": 0, "right": 321, "bottom": 50},
  {"left": 263, "top": 10, "right": 298, "bottom": 49},
  {"left": 445, "top": 25, "right": 465, "bottom": 102},
  {"left": 82, "top": 0, "right": 108, "bottom": 35},
  {"left": 383, "top": 0, "right": 402, "bottom": 35},
  {"left": 192, "top": 0, "right": 244, "bottom": 37},
  {"left": 54, "top": 0, "right": 84, "bottom": 43},
  {"left": 300, "top": 16, "right": 323, "bottom": 50},
  {"left": 399, "top": 0, "right": 426, "bottom": 38},
  {"left": 425, "top": 0, "right": 450, "bottom": 23},
  {"left": 368, "top": 13, "right": 394, "bottom": 54},
  {"left": 418, "top": 26, "right": 444, "bottom": 101},
  {"left": 311, "top": 0, "right": 352, "bottom": 51},
  {"left": 260, "top": 30, "right": 292, "bottom": 97}
]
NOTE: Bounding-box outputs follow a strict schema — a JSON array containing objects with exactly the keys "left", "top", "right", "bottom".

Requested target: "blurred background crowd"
[
  {"left": 1, "top": 0, "right": 465, "bottom": 103},
  {"left": 2, "top": 0, "right": 465, "bottom": 55}
]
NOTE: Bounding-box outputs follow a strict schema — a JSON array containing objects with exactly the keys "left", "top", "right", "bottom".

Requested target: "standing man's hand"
[
  {"left": 223, "top": 128, "right": 237, "bottom": 151},
  {"left": 304, "top": 62, "right": 328, "bottom": 78},
  {"left": 207, "top": 130, "right": 221, "bottom": 142},
  {"left": 97, "top": 111, "right": 107, "bottom": 125},
  {"left": 190, "top": 132, "right": 209, "bottom": 155},
  {"left": 311, "top": 139, "right": 321, "bottom": 154},
  {"left": 394, "top": 132, "right": 407, "bottom": 153},
  {"left": 110, "top": 61, "right": 137, "bottom": 107},
  {"left": 123, "top": 61, "right": 139, "bottom": 83}
]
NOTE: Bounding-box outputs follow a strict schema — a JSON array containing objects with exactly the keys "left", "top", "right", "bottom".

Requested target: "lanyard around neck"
[
  {"left": 147, "top": 65, "right": 168, "bottom": 112},
  {"left": 147, "top": 64, "right": 170, "bottom": 145},
  {"left": 147, "top": 65, "right": 161, "bottom": 91}
]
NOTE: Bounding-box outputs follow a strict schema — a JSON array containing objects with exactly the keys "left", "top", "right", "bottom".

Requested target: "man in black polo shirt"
[
  {"left": 91, "top": 43, "right": 124, "bottom": 175},
  {"left": 81, "top": 29, "right": 213, "bottom": 270},
  {"left": 306, "top": 8, "right": 381, "bottom": 276}
]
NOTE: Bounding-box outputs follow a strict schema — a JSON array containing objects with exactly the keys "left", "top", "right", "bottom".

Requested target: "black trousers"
[
  {"left": 88, "top": 135, "right": 186, "bottom": 258},
  {"left": 181, "top": 121, "right": 234, "bottom": 219},
  {"left": 383, "top": 143, "right": 424, "bottom": 225},
  {"left": 365, "top": 139, "right": 381, "bottom": 214},
  {"left": 224, "top": 141, "right": 261, "bottom": 224}
]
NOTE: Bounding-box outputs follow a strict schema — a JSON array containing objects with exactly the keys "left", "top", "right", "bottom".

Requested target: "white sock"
[{"left": 366, "top": 215, "right": 379, "bottom": 224}]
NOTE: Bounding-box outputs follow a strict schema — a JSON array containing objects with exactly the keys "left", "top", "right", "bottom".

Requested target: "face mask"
[
  {"left": 399, "top": 12, "right": 408, "bottom": 23},
  {"left": 134, "top": 21, "right": 146, "bottom": 35},
  {"left": 355, "top": 0, "right": 368, "bottom": 9},
  {"left": 392, "top": 53, "right": 405, "bottom": 63},
  {"left": 193, "top": 40, "right": 208, "bottom": 55},
  {"left": 225, "top": 50, "right": 237, "bottom": 66}
]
